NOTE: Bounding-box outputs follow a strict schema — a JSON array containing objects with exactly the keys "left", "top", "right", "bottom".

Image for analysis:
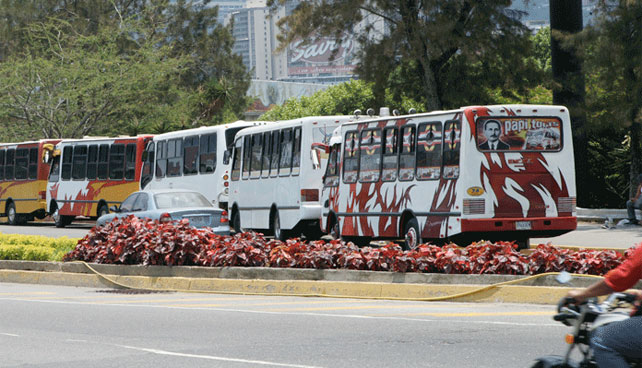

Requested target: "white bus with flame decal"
[{"left": 321, "top": 105, "right": 577, "bottom": 249}]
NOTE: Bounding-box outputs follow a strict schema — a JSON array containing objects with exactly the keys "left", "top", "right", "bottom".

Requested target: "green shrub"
[{"left": 0, "top": 233, "right": 79, "bottom": 261}]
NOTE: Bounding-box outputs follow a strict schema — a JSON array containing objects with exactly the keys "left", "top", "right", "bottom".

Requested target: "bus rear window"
[{"left": 476, "top": 116, "right": 562, "bottom": 152}]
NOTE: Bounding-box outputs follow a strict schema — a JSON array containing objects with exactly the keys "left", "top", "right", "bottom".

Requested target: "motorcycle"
[{"left": 531, "top": 273, "right": 642, "bottom": 367}]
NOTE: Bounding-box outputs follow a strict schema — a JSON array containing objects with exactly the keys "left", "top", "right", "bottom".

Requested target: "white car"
[{"left": 96, "top": 189, "right": 230, "bottom": 234}]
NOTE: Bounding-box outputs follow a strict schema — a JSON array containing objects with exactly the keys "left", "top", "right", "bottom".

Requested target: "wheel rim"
[
  {"left": 52, "top": 209, "right": 60, "bottom": 224},
  {"left": 7, "top": 206, "right": 15, "bottom": 223},
  {"left": 405, "top": 226, "right": 418, "bottom": 250},
  {"left": 330, "top": 220, "right": 340, "bottom": 239}
]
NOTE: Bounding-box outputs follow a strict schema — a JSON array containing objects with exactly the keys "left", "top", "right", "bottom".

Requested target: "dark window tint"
[
  {"left": 109, "top": 144, "right": 125, "bottom": 180},
  {"left": 382, "top": 127, "right": 398, "bottom": 182},
  {"left": 0, "top": 150, "right": 5, "bottom": 181},
  {"left": 155, "top": 141, "right": 166, "bottom": 178},
  {"left": 343, "top": 131, "right": 359, "bottom": 183},
  {"left": 15, "top": 148, "right": 29, "bottom": 180},
  {"left": 199, "top": 133, "right": 216, "bottom": 174},
  {"left": 250, "top": 134, "right": 262, "bottom": 178},
  {"left": 87, "top": 145, "right": 98, "bottom": 180},
  {"left": 359, "top": 129, "right": 381, "bottom": 183},
  {"left": 61, "top": 146, "right": 72, "bottom": 180},
  {"left": 184, "top": 136, "right": 199, "bottom": 176},
  {"left": 125, "top": 143, "right": 136, "bottom": 180},
  {"left": 97, "top": 144, "right": 109, "bottom": 180},
  {"left": 242, "top": 135, "right": 251, "bottom": 180},
  {"left": 416, "top": 122, "right": 442, "bottom": 180},
  {"left": 5, "top": 149, "right": 15, "bottom": 180},
  {"left": 291, "top": 127, "right": 302, "bottom": 176},
  {"left": 261, "top": 132, "right": 271, "bottom": 178},
  {"left": 324, "top": 144, "right": 340, "bottom": 187},
  {"left": 72, "top": 145, "right": 87, "bottom": 180},
  {"left": 167, "top": 139, "right": 182, "bottom": 177},
  {"left": 28, "top": 148, "right": 38, "bottom": 180},
  {"left": 279, "top": 128, "right": 293, "bottom": 176},
  {"left": 443, "top": 120, "right": 461, "bottom": 179},
  {"left": 231, "top": 139, "right": 242, "bottom": 181},
  {"left": 399, "top": 125, "right": 416, "bottom": 181},
  {"left": 269, "top": 130, "right": 280, "bottom": 177}
]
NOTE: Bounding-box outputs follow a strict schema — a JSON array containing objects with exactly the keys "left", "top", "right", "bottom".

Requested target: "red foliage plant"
[{"left": 63, "top": 216, "right": 633, "bottom": 276}]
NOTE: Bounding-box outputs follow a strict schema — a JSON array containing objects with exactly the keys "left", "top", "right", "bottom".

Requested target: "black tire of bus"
[
  {"left": 403, "top": 217, "right": 422, "bottom": 251},
  {"left": 516, "top": 237, "right": 530, "bottom": 251},
  {"left": 53, "top": 207, "right": 73, "bottom": 228},
  {"left": 6, "top": 202, "right": 23, "bottom": 226},
  {"left": 272, "top": 211, "right": 289, "bottom": 241},
  {"left": 97, "top": 204, "right": 109, "bottom": 218},
  {"left": 328, "top": 216, "right": 340, "bottom": 240},
  {"left": 232, "top": 210, "right": 242, "bottom": 235}
]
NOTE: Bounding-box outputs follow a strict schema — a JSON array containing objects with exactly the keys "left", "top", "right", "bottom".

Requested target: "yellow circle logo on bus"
[{"left": 467, "top": 186, "right": 484, "bottom": 196}]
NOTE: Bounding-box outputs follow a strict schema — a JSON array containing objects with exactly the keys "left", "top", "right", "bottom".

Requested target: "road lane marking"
[
  {"left": 0, "top": 297, "right": 559, "bottom": 327},
  {"left": 1, "top": 333, "right": 19, "bottom": 337},
  {"left": 264, "top": 304, "right": 510, "bottom": 312},
  {"left": 366, "top": 311, "right": 554, "bottom": 317},
  {"left": 0, "top": 292, "right": 54, "bottom": 296},
  {"left": 114, "top": 343, "right": 323, "bottom": 368}
]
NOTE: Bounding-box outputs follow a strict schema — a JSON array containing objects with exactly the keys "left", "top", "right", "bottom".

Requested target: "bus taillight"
[
  {"left": 160, "top": 213, "right": 172, "bottom": 223},
  {"left": 220, "top": 210, "right": 229, "bottom": 223},
  {"left": 463, "top": 199, "right": 485, "bottom": 215},
  {"left": 38, "top": 191, "right": 46, "bottom": 200},
  {"left": 301, "top": 189, "right": 319, "bottom": 202}
]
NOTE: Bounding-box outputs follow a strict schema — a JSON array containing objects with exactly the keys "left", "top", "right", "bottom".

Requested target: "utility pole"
[{"left": 550, "top": 0, "right": 588, "bottom": 206}]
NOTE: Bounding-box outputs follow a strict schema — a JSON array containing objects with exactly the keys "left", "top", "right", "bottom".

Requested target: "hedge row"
[{"left": 0, "top": 233, "right": 79, "bottom": 261}]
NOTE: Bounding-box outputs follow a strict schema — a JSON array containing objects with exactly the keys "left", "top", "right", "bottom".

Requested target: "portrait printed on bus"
[{"left": 476, "top": 117, "right": 562, "bottom": 151}]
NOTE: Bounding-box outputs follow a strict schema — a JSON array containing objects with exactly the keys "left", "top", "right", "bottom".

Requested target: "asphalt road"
[
  {"left": 1, "top": 219, "right": 641, "bottom": 249},
  {"left": 0, "top": 282, "right": 577, "bottom": 368}
]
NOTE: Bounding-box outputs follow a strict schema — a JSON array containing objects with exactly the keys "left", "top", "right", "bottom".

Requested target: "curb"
[{"left": 0, "top": 260, "right": 625, "bottom": 305}]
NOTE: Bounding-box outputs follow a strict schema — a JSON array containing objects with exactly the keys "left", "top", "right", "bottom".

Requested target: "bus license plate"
[{"left": 516, "top": 221, "right": 532, "bottom": 230}]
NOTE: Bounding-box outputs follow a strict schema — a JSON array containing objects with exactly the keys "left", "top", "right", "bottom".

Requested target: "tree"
[
  {"left": 0, "top": 17, "right": 192, "bottom": 139},
  {"left": 268, "top": 0, "right": 540, "bottom": 111},
  {"left": 579, "top": 1, "right": 642, "bottom": 198}
]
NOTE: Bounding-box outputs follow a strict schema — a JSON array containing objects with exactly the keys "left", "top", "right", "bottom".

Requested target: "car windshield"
[{"left": 153, "top": 192, "right": 213, "bottom": 209}]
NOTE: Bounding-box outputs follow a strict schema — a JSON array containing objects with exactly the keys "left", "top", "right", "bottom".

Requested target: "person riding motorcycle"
[{"left": 564, "top": 244, "right": 642, "bottom": 367}]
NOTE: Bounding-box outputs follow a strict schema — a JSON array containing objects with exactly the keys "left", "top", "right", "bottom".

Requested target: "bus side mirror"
[{"left": 223, "top": 150, "right": 231, "bottom": 165}]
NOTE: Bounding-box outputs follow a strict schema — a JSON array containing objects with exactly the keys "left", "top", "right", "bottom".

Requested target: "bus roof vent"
[
  {"left": 354, "top": 109, "right": 362, "bottom": 117},
  {"left": 379, "top": 107, "right": 390, "bottom": 116},
  {"left": 408, "top": 108, "right": 417, "bottom": 114},
  {"left": 367, "top": 108, "right": 375, "bottom": 117}
]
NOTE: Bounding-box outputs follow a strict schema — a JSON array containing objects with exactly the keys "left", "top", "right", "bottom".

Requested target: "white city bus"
[
  {"left": 321, "top": 105, "right": 577, "bottom": 249},
  {"left": 140, "top": 121, "right": 265, "bottom": 210},
  {"left": 228, "top": 114, "right": 367, "bottom": 240}
]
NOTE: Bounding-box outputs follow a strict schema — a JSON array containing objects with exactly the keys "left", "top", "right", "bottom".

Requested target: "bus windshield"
[{"left": 476, "top": 116, "right": 562, "bottom": 152}]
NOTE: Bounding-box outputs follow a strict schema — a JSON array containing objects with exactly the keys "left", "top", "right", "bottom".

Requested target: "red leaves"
[{"left": 63, "top": 217, "right": 632, "bottom": 276}]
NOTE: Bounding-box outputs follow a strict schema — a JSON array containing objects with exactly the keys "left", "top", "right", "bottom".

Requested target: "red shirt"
[{"left": 605, "top": 245, "right": 642, "bottom": 292}]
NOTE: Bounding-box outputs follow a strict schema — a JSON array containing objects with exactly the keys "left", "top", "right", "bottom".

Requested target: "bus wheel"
[
  {"left": 329, "top": 217, "right": 340, "bottom": 240},
  {"left": 272, "top": 211, "right": 289, "bottom": 241},
  {"left": 516, "top": 238, "right": 530, "bottom": 251},
  {"left": 232, "top": 210, "right": 242, "bottom": 235},
  {"left": 97, "top": 204, "right": 109, "bottom": 218},
  {"left": 403, "top": 217, "right": 422, "bottom": 251},
  {"left": 6, "top": 202, "right": 22, "bottom": 225},
  {"left": 53, "top": 208, "right": 72, "bottom": 228}
]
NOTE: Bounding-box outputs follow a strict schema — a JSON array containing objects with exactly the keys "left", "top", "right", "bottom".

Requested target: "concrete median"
[{"left": 0, "top": 260, "right": 621, "bottom": 305}]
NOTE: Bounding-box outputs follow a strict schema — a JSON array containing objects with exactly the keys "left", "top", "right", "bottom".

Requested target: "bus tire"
[
  {"left": 403, "top": 217, "right": 422, "bottom": 251},
  {"left": 53, "top": 207, "right": 73, "bottom": 228},
  {"left": 328, "top": 215, "right": 340, "bottom": 240},
  {"left": 6, "top": 202, "right": 22, "bottom": 225},
  {"left": 232, "top": 210, "right": 242, "bottom": 234},
  {"left": 97, "top": 204, "right": 109, "bottom": 218},
  {"left": 272, "top": 211, "right": 289, "bottom": 241},
  {"left": 516, "top": 237, "right": 530, "bottom": 251}
]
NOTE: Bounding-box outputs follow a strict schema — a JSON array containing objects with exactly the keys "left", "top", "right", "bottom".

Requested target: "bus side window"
[
  {"left": 28, "top": 148, "right": 38, "bottom": 180},
  {"left": 49, "top": 155, "right": 60, "bottom": 182},
  {"left": 231, "top": 139, "right": 242, "bottom": 181},
  {"left": 269, "top": 130, "right": 280, "bottom": 177},
  {"left": 324, "top": 144, "right": 340, "bottom": 187},
  {"left": 183, "top": 135, "right": 199, "bottom": 176},
  {"left": 279, "top": 128, "right": 293, "bottom": 176},
  {"left": 399, "top": 125, "right": 416, "bottom": 181},
  {"left": 125, "top": 144, "right": 136, "bottom": 180},
  {"left": 443, "top": 120, "right": 461, "bottom": 179},
  {"left": 167, "top": 139, "right": 182, "bottom": 177},
  {"left": 250, "top": 133, "right": 262, "bottom": 179},
  {"left": 72, "top": 145, "right": 87, "bottom": 180},
  {"left": 382, "top": 127, "right": 398, "bottom": 182},
  {"left": 291, "top": 127, "right": 301, "bottom": 176},
  {"left": 359, "top": 129, "right": 381, "bottom": 183},
  {"left": 97, "top": 144, "right": 109, "bottom": 180},
  {"left": 60, "top": 146, "right": 72, "bottom": 181},
  {"left": 342, "top": 131, "right": 359, "bottom": 184},
  {"left": 199, "top": 133, "right": 216, "bottom": 174},
  {"left": 87, "top": 145, "right": 98, "bottom": 180},
  {"left": 15, "top": 148, "right": 28, "bottom": 180},
  {"left": 155, "top": 141, "right": 166, "bottom": 178},
  {"left": 416, "top": 122, "right": 442, "bottom": 180},
  {"left": 109, "top": 144, "right": 125, "bottom": 180},
  {"left": 0, "top": 149, "right": 5, "bottom": 181},
  {"left": 261, "top": 131, "right": 271, "bottom": 178},
  {"left": 242, "top": 135, "right": 251, "bottom": 180}
]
